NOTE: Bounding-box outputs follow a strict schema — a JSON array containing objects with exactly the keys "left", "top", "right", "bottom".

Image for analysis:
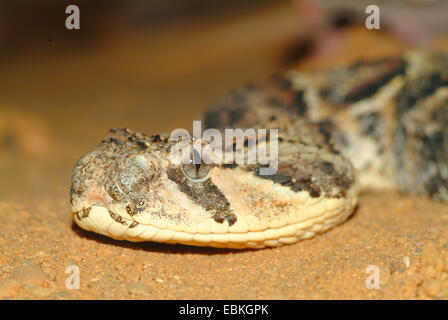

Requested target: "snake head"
[
  {"left": 70, "top": 129, "right": 166, "bottom": 220},
  {"left": 70, "top": 125, "right": 358, "bottom": 249},
  {"left": 70, "top": 128, "right": 233, "bottom": 239}
]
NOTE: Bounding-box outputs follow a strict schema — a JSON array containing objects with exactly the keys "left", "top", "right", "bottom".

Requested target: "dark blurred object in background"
[
  {"left": 279, "top": 0, "right": 448, "bottom": 65},
  {"left": 300, "top": 0, "right": 448, "bottom": 46},
  {"left": 1, "top": 0, "right": 447, "bottom": 65},
  {"left": 0, "top": 1, "right": 116, "bottom": 54},
  {"left": 0, "top": 0, "right": 276, "bottom": 57}
]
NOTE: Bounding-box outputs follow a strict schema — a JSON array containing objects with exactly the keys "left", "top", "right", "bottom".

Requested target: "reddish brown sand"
[{"left": 1, "top": 3, "right": 448, "bottom": 299}]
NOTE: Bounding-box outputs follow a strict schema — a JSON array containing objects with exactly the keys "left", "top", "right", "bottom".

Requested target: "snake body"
[{"left": 70, "top": 51, "right": 448, "bottom": 248}]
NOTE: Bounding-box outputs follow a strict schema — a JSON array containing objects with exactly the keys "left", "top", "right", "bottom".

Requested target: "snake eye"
[
  {"left": 181, "top": 161, "right": 212, "bottom": 182},
  {"left": 181, "top": 149, "right": 212, "bottom": 182}
]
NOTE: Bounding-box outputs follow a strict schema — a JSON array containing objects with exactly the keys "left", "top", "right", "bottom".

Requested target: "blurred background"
[{"left": 0, "top": 0, "right": 448, "bottom": 201}]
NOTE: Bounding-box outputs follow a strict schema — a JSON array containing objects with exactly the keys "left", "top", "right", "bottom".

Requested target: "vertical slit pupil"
[{"left": 192, "top": 149, "right": 202, "bottom": 175}]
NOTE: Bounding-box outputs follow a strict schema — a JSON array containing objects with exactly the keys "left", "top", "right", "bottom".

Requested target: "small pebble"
[
  {"left": 127, "top": 282, "right": 154, "bottom": 296},
  {"left": 403, "top": 256, "right": 410, "bottom": 269}
]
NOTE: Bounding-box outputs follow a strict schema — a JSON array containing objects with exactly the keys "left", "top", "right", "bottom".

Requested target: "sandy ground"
[{"left": 1, "top": 3, "right": 448, "bottom": 299}]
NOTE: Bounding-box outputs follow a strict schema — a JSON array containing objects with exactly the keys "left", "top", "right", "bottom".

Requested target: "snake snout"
[
  {"left": 115, "top": 154, "right": 160, "bottom": 192},
  {"left": 90, "top": 152, "right": 163, "bottom": 218}
]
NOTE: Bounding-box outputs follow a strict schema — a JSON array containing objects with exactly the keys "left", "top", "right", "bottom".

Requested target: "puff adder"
[{"left": 70, "top": 51, "right": 448, "bottom": 249}]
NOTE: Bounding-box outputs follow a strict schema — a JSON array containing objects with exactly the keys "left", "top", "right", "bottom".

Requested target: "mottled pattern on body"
[{"left": 71, "top": 51, "right": 448, "bottom": 248}]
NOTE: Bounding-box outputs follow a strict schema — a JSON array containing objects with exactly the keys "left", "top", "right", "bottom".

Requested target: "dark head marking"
[{"left": 167, "top": 168, "right": 237, "bottom": 225}]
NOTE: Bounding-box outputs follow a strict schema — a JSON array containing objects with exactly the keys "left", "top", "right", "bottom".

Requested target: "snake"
[{"left": 70, "top": 51, "right": 448, "bottom": 249}]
